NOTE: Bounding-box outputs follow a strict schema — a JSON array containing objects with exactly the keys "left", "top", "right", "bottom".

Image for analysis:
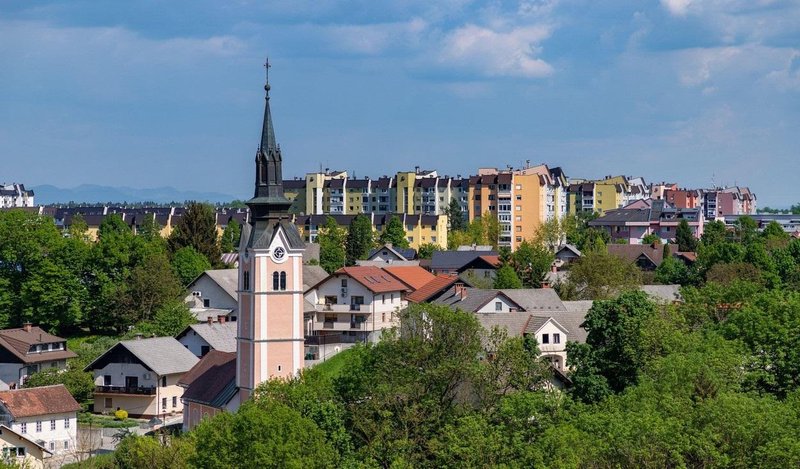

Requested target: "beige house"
[
  {"left": 0, "top": 424, "right": 49, "bottom": 469},
  {"left": 85, "top": 337, "right": 198, "bottom": 418}
]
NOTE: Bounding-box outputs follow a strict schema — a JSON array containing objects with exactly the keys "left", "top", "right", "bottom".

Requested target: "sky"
[{"left": 1, "top": 0, "right": 798, "bottom": 207}]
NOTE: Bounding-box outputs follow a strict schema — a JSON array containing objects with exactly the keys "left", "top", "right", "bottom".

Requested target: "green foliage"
[
  {"left": 25, "top": 367, "right": 94, "bottom": 403},
  {"left": 560, "top": 249, "right": 641, "bottom": 300},
  {"left": 416, "top": 242, "right": 443, "bottom": 260},
  {"left": 655, "top": 253, "right": 692, "bottom": 285},
  {"left": 675, "top": 218, "right": 698, "bottom": 251},
  {"left": 345, "top": 214, "right": 373, "bottom": 266},
  {"left": 113, "top": 435, "right": 194, "bottom": 469},
  {"left": 447, "top": 212, "right": 500, "bottom": 250},
  {"left": 510, "top": 239, "right": 554, "bottom": 288},
  {"left": 378, "top": 215, "right": 409, "bottom": 248},
  {"left": 132, "top": 301, "right": 196, "bottom": 337},
  {"left": 493, "top": 264, "right": 522, "bottom": 289},
  {"left": 168, "top": 202, "right": 220, "bottom": 267},
  {"left": 171, "top": 246, "right": 212, "bottom": 286},
  {"left": 641, "top": 233, "right": 661, "bottom": 245},
  {"left": 192, "top": 401, "right": 337, "bottom": 468},
  {"left": 318, "top": 216, "right": 346, "bottom": 273},
  {"left": 219, "top": 218, "right": 241, "bottom": 253},
  {"left": 445, "top": 198, "right": 466, "bottom": 232}
]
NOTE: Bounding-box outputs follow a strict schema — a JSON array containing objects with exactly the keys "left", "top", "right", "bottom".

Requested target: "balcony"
[
  {"left": 321, "top": 303, "right": 365, "bottom": 312},
  {"left": 320, "top": 320, "right": 368, "bottom": 331},
  {"left": 94, "top": 385, "right": 156, "bottom": 396}
]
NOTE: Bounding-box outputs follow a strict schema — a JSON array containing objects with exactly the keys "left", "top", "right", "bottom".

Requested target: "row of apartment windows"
[{"left": 20, "top": 418, "right": 71, "bottom": 434}]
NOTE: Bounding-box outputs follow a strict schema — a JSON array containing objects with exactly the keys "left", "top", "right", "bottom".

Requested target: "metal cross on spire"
[{"left": 264, "top": 57, "right": 271, "bottom": 89}]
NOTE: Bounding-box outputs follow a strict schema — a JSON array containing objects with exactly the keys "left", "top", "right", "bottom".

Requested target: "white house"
[
  {"left": 185, "top": 270, "right": 240, "bottom": 318},
  {"left": 176, "top": 321, "right": 237, "bottom": 358},
  {"left": 85, "top": 337, "right": 198, "bottom": 418},
  {"left": 0, "top": 324, "right": 77, "bottom": 390},
  {"left": 0, "top": 385, "right": 80, "bottom": 457},
  {"left": 0, "top": 184, "right": 35, "bottom": 208},
  {"left": 525, "top": 317, "right": 569, "bottom": 371}
]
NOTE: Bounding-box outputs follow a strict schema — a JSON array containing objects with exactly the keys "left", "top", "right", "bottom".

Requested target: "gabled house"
[
  {"left": 382, "top": 265, "right": 437, "bottom": 292},
  {"left": 185, "top": 269, "right": 239, "bottom": 319},
  {"left": 367, "top": 243, "right": 417, "bottom": 263},
  {"left": 85, "top": 337, "right": 199, "bottom": 418},
  {"left": 406, "top": 275, "right": 464, "bottom": 304},
  {"left": 0, "top": 324, "right": 77, "bottom": 390},
  {"left": 178, "top": 351, "right": 239, "bottom": 432},
  {"left": 554, "top": 244, "right": 581, "bottom": 268},
  {"left": 0, "top": 424, "right": 50, "bottom": 469},
  {"left": 606, "top": 243, "right": 694, "bottom": 271},
  {"left": 304, "top": 266, "right": 411, "bottom": 343},
  {"left": 0, "top": 385, "right": 80, "bottom": 456},
  {"left": 176, "top": 320, "right": 237, "bottom": 358},
  {"left": 429, "top": 250, "right": 499, "bottom": 275}
]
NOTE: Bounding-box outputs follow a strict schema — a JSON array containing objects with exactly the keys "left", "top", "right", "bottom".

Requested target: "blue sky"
[{"left": 1, "top": 0, "right": 798, "bottom": 207}]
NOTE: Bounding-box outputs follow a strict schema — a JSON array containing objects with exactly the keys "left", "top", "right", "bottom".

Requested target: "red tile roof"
[
  {"left": 478, "top": 255, "right": 501, "bottom": 267},
  {"left": 383, "top": 266, "right": 436, "bottom": 290},
  {"left": 333, "top": 266, "right": 411, "bottom": 293},
  {"left": 406, "top": 275, "right": 460, "bottom": 303},
  {"left": 0, "top": 385, "right": 80, "bottom": 418}
]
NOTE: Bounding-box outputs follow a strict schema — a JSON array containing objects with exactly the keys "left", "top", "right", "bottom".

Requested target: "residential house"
[
  {"left": 367, "top": 243, "right": 417, "bottom": 263},
  {"left": 304, "top": 266, "right": 411, "bottom": 343},
  {"left": 406, "top": 275, "right": 464, "bottom": 304},
  {"left": 185, "top": 269, "right": 240, "bottom": 319},
  {"left": 554, "top": 244, "right": 581, "bottom": 268},
  {"left": 176, "top": 320, "right": 237, "bottom": 358},
  {"left": 85, "top": 337, "right": 199, "bottom": 418},
  {"left": 0, "top": 324, "right": 77, "bottom": 390},
  {"left": 588, "top": 200, "right": 704, "bottom": 244},
  {"left": 179, "top": 351, "right": 239, "bottom": 432},
  {"left": 606, "top": 243, "right": 691, "bottom": 271},
  {"left": 0, "top": 385, "right": 80, "bottom": 456},
  {"left": 429, "top": 250, "right": 499, "bottom": 277},
  {"left": 0, "top": 425, "right": 49, "bottom": 469}
]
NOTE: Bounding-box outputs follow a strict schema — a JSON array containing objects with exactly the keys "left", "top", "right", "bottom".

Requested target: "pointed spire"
[{"left": 260, "top": 58, "right": 277, "bottom": 153}]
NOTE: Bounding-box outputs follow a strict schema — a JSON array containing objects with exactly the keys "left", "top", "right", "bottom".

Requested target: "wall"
[
  {"left": 177, "top": 332, "right": 212, "bottom": 358},
  {"left": 475, "top": 296, "right": 519, "bottom": 313},
  {"left": 7, "top": 411, "right": 76, "bottom": 456},
  {"left": 0, "top": 432, "right": 46, "bottom": 469},
  {"left": 186, "top": 275, "right": 238, "bottom": 311},
  {"left": 533, "top": 321, "right": 568, "bottom": 370}
]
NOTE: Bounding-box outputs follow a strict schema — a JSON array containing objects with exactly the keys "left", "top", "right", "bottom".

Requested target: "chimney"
[
  {"left": 453, "top": 284, "right": 467, "bottom": 300},
  {"left": 207, "top": 316, "right": 213, "bottom": 325},
  {"left": 551, "top": 264, "right": 558, "bottom": 273},
  {"left": 541, "top": 281, "right": 551, "bottom": 289},
  {"left": 23, "top": 323, "right": 32, "bottom": 333},
  {"left": 217, "top": 315, "right": 226, "bottom": 324}
]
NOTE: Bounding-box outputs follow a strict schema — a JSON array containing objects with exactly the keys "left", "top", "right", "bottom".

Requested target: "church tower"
[{"left": 237, "top": 62, "right": 305, "bottom": 400}]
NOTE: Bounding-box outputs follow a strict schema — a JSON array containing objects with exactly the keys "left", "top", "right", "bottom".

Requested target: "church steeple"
[{"left": 250, "top": 59, "right": 291, "bottom": 220}]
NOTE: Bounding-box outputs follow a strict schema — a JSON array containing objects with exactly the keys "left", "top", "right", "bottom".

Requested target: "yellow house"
[{"left": 0, "top": 425, "right": 49, "bottom": 469}]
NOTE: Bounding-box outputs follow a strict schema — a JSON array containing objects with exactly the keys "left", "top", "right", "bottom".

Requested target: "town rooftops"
[
  {"left": 0, "top": 325, "right": 77, "bottom": 364},
  {"left": 0, "top": 385, "right": 80, "bottom": 418},
  {"left": 179, "top": 351, "right": 237, "bottom": 408},
  {"left": 85, "top": 337, "right": 199, "bottom": 376},
  {"left": 430, "top": 250, "right": 499, "bottom": 271},
  {"left": 323, "top": 266, "right": 411, "bottom": 294},
  {"left": 176, "top": 322, "right": 237, "bottom": 353},
  {"left": 383, "top": 266, "right": 436, "bottom": 290},
  {"left": 368, "top": 244, "right": 417, "bottom": 261},
  {"left": 406, "top": 275, "right": 461, "bottom": 303}
]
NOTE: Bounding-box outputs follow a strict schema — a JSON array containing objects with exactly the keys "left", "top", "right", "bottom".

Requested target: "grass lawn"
[
  {"left": 312, "top": 346, "right": 358, "bottom": 379},
  {"left": 78, "top": 412, "right": 141, "bottom": 428}
]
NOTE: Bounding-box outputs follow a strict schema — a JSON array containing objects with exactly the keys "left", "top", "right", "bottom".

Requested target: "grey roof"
[
  {"left": 303, "top": 264, "right": 329, "bottom": 291},
  {"left": 203, "top": 269, "right": 238, "bottom": 301},
  {"left": 476, "top": 313, "right": 531, "bottom": 337},
  {"left": 560, "top": 301, "right": 594, "bottom": 343},
  {"left": 247, "top": 219, "right": 306, "bottom": 250},
  {"left": 555, "top": 244, "right": 581, "bottom": 257},
  {"left": 524, "top": 316, "right": 550, "bottom": 334},
  {"left": 87, "top": 337, "right": 199, "bottom": 376},
  {"left": 431, "top": 250, "right": 497, "bottom": 270},
  {"left": 178, "top": 322, "right": 237, "bottom": 352},
  {"left": 434, "top": 288, "right": 517, "bottom": 313},
  {"left": 500, "top": 289, "right": 567, "bottom": 312},
  {"left": 640, "top": 285, "right": 683, "bottom": 304},
  {"left": 189, "top": 307, "right": 234, "bottom": 322}
]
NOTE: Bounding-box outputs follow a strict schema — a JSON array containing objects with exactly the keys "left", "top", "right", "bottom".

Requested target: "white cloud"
[
  {"left": 321, "top": 18, "right": 428, "bottom": 55},
  {"left": 439, "top": 24, "right": 554, "bottom": 78},
  {"left": 661, "top": 0, "right": 692, "bottom": 16}
]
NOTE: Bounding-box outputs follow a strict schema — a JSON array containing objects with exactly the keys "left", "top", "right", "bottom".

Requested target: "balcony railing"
[
  {"left": 321, "top": 304, "right": 367, "bottom": 313},
  {"left": 95, "top": 385, "right": 156, "bottom": 395}
]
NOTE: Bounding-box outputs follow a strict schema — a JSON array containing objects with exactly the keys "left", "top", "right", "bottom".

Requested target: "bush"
[{"left": 115, "top": 408, "right": 129, "bottom": 420}]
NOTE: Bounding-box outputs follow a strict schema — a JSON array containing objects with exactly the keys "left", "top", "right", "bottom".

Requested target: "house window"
[
  {"left": 172, "top": 396, "right": 178, "bottom": 408},
  {"left": 280, "top": 272, "right": 287, "bottom": 290},
  {"left": 382, "top": 295, "right": 386, "bottom": 304},
  {"left": 36, "top": 421, "right": 42, "bottom": 432},
  {"left": 162, "top": 398, "right": 167, "bottom": 411},
  {"left": 553, "top": 333, "right": 561, "bottom": 344},
  {"left": 541, "top": 334, "right": 550, "bottom": 344},
  {"left": 103, "top": 375, "right": 111, "bottom": 386},
  {"left": 51, "top": 419, "right": 56, "bottom": 431},
  {"left": 161, "top": 376, "right": 167, "bottom": 387},
  {"left": 49, "top": 441, "right": 55, "bottom": 451},
  {"left": 203, "top": 299, "right": 210, "bottom": 308},
  {"left": 64, "top": 441, "right": 69, "bottom": 449},
  {"left": 341, "top": 278, "right": 348, "bottom": 288},
  {"left": 495, "top": 301, "right": 502, "bottom": 311},
  {"left": 104, "top": 398, "right": 112, "bottom": 409},
  {"left": 277, "top": 365, "right": 282, "bottom": 372},
  {"left": 64, "top": 418, "right": 70, "bottom": 429},
  {"left": 20, "top": 423, "right": 26, "bottom": 434}
]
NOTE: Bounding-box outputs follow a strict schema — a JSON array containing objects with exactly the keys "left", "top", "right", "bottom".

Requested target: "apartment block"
[
  {"left": 294, "top": 213, "right": 448, "bottom": 250},
  {"left": 0, "top": 184, "right": 34, "bottom": 208}
]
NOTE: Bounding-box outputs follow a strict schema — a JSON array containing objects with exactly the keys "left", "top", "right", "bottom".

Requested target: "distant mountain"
[{"left": 32, "top": 184, "right": 241, "bottom": 205}]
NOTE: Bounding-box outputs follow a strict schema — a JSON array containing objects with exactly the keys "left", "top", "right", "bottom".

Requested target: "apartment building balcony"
[
  {"left": 314, "top": 315, "right": 392, "bottom": 332},
  {"left": 94, "top": 385, "right": 157, "bottom": 396},
  {"left": 320, "top": 303, "right": 365, "bottom": 313}
]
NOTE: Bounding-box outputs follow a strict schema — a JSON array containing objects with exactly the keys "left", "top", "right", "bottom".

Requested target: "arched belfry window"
[
  {"left": 272, "top": 272, "right": 280, "bottom": 291},
  {"left": 280, "top": 271, "right": 287, "bottom": 291},
  {"left": 243, "top": 271, "right": 250, "bottom": 291}
]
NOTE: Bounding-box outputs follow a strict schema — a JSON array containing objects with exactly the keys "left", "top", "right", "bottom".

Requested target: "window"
[
  {"left": 341, "top": 278, "right": 348, "bottom": 288},
  {"left": 49, "top": 442, "right": 55, "bottom": 451},
  {"left": 495, "top": 301, "right": 502, "bottom": 311},
  {"left": 516, "top": 215, "right": 522, "bottom": 221},
  {"left": 553, "top": 333, "right": 561, "bottom": 344},
  {"left": 541, "top": 334, "right": 550, "bottom": 344},
  {"left": 172, "top": 396, "right": 178, "bottom": 408},
  {"left": 103, "top": 375, "right": 111, "bottom": 386},
  {"left": 51, "top": 419, "right": 56, "bottom": 431},
  {"left": 484, "top": 271, "right": 491, "bottom": 278},
  {"left": 277, "top": 365, "right": 282, "bottom": 372},
  {"left": 162, "top": 398, "right": 167, "bottom": 411},
  {"left": 243, "top": 271, "right": 250, "bottom": 290},
  {"left": 280, "top": 271, "right": 287, "bottom": 290},
  {"left": 200, "top": 345, "right": 210, "bottom": 357},
  {"left": 273, "top": 272, "right": 280, "bottom": 290},
  {"left": 161, "top": 376, "right": 167, "bottom": 387},
  {"left": 516, "top": 195, "right": 522, "bottom": 200},
  {"left": 516, "top": 184, "right": 522, "bottom": 190},
  {"left": 20, "top": 423, "right": 26, "bottom": 434},
  {"left": 2, "top": 447, "right": 26, "bottom": 458},
  {"left": 104, "top": 398, "right": 112, "bottom": 409},
  {"left": 36, "top": 421, "right": 42, "bottom": 432},
  {"left": 515, "top": 205, "right": 522, "bottom": 211},
  {"left": 516, "top": 226, "right": 522, "bottom": 232},
  {"left": 382, "top": 295, "right": 386, "bottom": 304},
  {"left": 64, "top": 441, "right": 69, "bottom": 449},
  {"left": 203, "top": 299, "right": 210, "bottom": 308},
  {"left": 64, "top": 418, "right": 70, "bottom": 429}
]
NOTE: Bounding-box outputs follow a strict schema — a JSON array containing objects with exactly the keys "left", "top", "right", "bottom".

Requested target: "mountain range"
[{"left": 32, "top": 184, "right": 241, "bottom": 205}]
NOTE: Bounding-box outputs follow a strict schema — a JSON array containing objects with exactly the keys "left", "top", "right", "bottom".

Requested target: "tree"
[
  {"left": 417, "top": 242, "right": 443, "bottom": 260},
  {"left": 117, "top": 252, "right": 183, "bottom": 324},
  {"left": 172, "top": 246, "right": 212, "bottom": 286},
  {"left": 318, "top": 216, "right": 346, "bottom": 273},
  {"left": 561, "top": 250, "right": 641, "bottom": 300},
  {"left": 168, "top": 202, "right": 220, "bottom": 267},
  {"left": 220, "top": 218, "right": 241, "bottom": 254},
  {"left": 134, "top": 301, "right": 197, "bottom": 337},
  {"left": 192, "top": 401, "right": 337, "bottom": 468},
  {"left": 378, "top": 215, "right": 409, "bottom": 248},
  {"left": 25, "top": 367, "right": 94, "bottom": 403},
  {"left": 493, "top": 264, "right": 523, "bottom": 289},
  {"left": 114, "top": 435, "right": 194, "bottom": 469},
  {"left": 136, "top": 215, "right": 163, "bottom": 242},
  {"left": 345, "top": 214, "right": 373, "bottom": 266},
  {"left": 445, "top": 198, "right": 466, "bottom": 232},
  {"left": 534, "top": 217, "right": 567, "bottom": 251},
  {"left": 511, "top": 240, "right": 554, "bottom": 288},
  {"left": 641, "top": 233, "right": 661, "bottom": 245},
  {"left": 675, "top": 219, "right": 698, "bottom": 252},
  {"left": 655, "top": 248, "right": 691, "bottom": 285}
]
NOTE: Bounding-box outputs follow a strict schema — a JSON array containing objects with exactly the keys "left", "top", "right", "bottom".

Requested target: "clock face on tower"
[{"left": 273, "top": 246, "right": 286, "bottom": 261}]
